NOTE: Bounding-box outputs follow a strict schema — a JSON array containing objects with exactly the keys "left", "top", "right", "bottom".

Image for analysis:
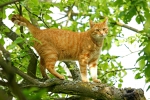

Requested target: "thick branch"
[
  {"left": 0, "top": 80, "right": 8, "bottom": 86},
  {"left": 0, "top": 89, "right": 10, "bottom": 100},
  {"left": 2, "top": 61, "right": 146, "bottom": 100},
  {"left": 0, "top": 0, "right": 19, "bottom": 8},
  {"left": 54, "top": 96, "right": 93, "bottom": 100},
  {"left": 0, "top": 44, "right": 11, "bottom": 64},
  {"left": 23, "top": 78, "right": 146, "bottom": 100},
  {"left": 64, "top": 61, "right": 81, "bottom": 81},
  {"left": 0, "top": 54, "right": 27, "bottom": 100},
  {"left": 0, "top": 22, "right": 23, "bottom": 48}
]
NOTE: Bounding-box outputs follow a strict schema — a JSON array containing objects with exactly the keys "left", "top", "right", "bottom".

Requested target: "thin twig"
[
  {"left": 116, "top": 21, "right": 141, "bottom": 33},
  {"left": 124, "top": 44, "right": 133, "bottom": 52},
  {"left": 56, "top": 15, "right": 67, "bottom": 21},
  {"left": 24, "top": 6, "right": 50, "bottom": 28},
  {"left": 100, "top": 67, "right": 140, "bottom": 79},
  {"left": 65, "top": 2, "right": 76, "bottom": 26},
  {"left": 41, "top": 14, "right": 50, "bottom": 28},
  {"left": 14, "top": 2, "right": 20, "bottom": 13},
  {"left": 120, "top": 50, "right": 140, "bottom": 58}
]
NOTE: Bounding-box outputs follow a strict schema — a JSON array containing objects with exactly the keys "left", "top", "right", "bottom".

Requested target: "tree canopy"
[{"left": 0, "top": 0, "right": 150, "bottom": 100}]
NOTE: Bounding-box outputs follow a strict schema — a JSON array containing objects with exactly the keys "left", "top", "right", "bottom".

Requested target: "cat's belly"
[
  {"left": 57, "top": 50, "right": 78, "bottom": 61},
  {"left": 58, "top": 57, "right": 78, "bottom": 61}
]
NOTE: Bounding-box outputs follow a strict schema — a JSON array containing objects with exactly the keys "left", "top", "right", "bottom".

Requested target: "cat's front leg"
[
  {"left": 79, "top": 54, "right": 89, "bottom": 82},
  {"left": 89, "top": 60, "right": 101, "bottom": 83}
]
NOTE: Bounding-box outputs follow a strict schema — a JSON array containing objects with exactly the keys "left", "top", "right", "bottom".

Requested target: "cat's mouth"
[
  {"left": 96, "top": 33, "right": 107, "bottom": 38},
  {"left": 100, "top": 34, "right": 107, "bottom": 37},
  {"left": 91, "top": 34, "right": 107, "bottom": 41}
]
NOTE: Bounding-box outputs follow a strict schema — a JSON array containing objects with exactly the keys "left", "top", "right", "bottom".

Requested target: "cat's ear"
[
  {"left": 89, "top": 20, "right": 95, "bottom": 28},
  {"left": 103, "top": 17, "right": 108, "bottom": 25}
]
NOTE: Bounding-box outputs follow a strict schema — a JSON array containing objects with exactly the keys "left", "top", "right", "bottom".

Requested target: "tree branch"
[
  {"left": 54, "top": 96, "right": 93, "bottom": 100},
  {"left": 0, "top": 44, "right": 11, "bottom": 64},
  {"left": 1, "top": 60, "right": 146, "bottom": 100},
  {"left": 21, "top": 78, "right": 147, "bottom": 100},
  {"left": 120, "top": 50, "right": 140, "bottom": 58},
  {"left": 65, "top": 2, "right": 75, "bottom": 26},
  {"left": 64, "top": 61, "right": 81, "bottom": 81},
  {"left": 0, "top": 80, "right": 8, "bottom": 86},
  {"left": 115, "top": 21, "right": 141, "bottom": 33},
  {"left": 0, "top": 54, "right": 27, "bottom": 100},
  {"left": 65, "top": 11, "right": 141, "bottom": 33},
  {"left": 0, "top": 0, "right": 19, "bottom": 8},
  {"left": 24, "top": 6, "right": 50, "bottom": 28},
  {"left": 0, "top": 89, "right": 10, "bottom": 100}
]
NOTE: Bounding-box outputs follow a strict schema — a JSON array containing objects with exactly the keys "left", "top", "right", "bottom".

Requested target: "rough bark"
[
  {"left": 64, "top": 61, "right": 81, "bottom": 81},
  {"left": 27, "top": 79, "right": 146, "bottom": 100}
]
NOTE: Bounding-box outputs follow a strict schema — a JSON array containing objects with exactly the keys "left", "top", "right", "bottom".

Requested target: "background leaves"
[{"left": 0, "top": 0, "right": 150, "bottom": 99}]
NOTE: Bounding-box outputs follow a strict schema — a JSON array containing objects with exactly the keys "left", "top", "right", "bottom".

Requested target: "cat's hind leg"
[
  {"left": 44, "top": 53, "right": 65, "bottom": 80},
  {"left": 40, "top": 58, "right": 49, "bottom": 79}
]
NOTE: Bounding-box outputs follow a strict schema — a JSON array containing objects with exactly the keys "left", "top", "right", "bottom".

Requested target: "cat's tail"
[
  {"left": 11, "top": 15, "right": 39, "bottom": 34},
  {"left": 11, "top": 15, "right": 31, "bottom": 27}
]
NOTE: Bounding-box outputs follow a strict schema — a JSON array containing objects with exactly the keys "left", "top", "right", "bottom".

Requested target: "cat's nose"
[
  {"left": 101, "top": 33, "right": 107, "bottom": 37},
  {"left": 103, "top": 34, "right": 107, "bottom": 37}
]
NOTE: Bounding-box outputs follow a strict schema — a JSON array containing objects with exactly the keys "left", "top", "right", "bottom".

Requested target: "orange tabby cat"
[{"left": 11, "top": 15, "right": 108, "bottom": 82}]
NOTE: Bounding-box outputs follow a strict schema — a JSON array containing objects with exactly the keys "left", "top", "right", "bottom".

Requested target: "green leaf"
[
  {"left": 119, "top": 78, "right": 123, "bottom": 82},
  {"left": 118, "top": 83, "right": 122, "bottom": 88},
  {"left": 144, "top": 42, "right": 150, "bottom": 56},
  {"left": 146, "top": 85, "right": 150, "bottom": 91},
  {"left": 102, "top": 62, "right": 109, "bottom": 71},
  {"left": 3, "top": 27, "right": 10, "bottom": 33},
  {"left": 136, "top": 56, "right": 145, "bottom": 65},
  {"left": 138, "top": 59, "right": 145, "bottom": 69},
  {"left": 111, "top": 62, "right": 115, "bottom": 68},
  {"left": 144, "top": 14, "right": 150, "bottom": 33},
  {"left": 145, "top": 65, "right": 150, "bottom": 78},
  {"left": 7, "top": 43, "right": 16, "bottom": 50},
  {"left": 114, "top": 0, "right": 124, "bottom": 6},
  {"left": 14, "top": 37, "right": 24, "bottom": 44},
  {"left": 136, "top": 15, "right": 145, "bottom": 24},
  {"left": 107, "top": 73, "right": 114, "bottom": 77},
  {"left": 0, "top": 38, "right": 5, "bottom": 45},
  {"left": 135, "top": 73, "right": 143, "bottom": 79}
]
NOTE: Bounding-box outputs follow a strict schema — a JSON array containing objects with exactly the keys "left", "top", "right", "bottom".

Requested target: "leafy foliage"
[{"left": 0, "top": 0, "right": 150, "bottom": 99}]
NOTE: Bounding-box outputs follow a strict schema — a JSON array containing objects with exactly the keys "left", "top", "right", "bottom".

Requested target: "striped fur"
[{"left": 11, "top": 15, "right": 108, "bottom": 82}]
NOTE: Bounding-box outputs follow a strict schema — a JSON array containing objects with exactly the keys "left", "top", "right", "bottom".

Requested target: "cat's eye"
[
  {"left": 95, "top": 29, "right": 99, "bottom": 31},
  {"left": 103, "top": 28, "right": 107, "bottom": 31}
]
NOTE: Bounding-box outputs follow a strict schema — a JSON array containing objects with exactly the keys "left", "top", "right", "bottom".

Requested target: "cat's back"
[
  {"left": 38, "top": 28, "right": 82, "bottom": 60},
  {"left": 40, "top": 28, "right": 80, "bottom": 43}
]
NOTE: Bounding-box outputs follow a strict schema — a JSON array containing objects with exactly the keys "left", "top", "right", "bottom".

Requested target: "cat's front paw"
[
  {"left": 82, "top": 79, "right": 89, "bottom": 82},
  {"left": 93, "top": 79, "right": 101, "bottom": 83}
]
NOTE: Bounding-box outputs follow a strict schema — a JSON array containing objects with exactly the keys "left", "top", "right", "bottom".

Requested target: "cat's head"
[{"left": 89, "top": 18, "right": 108, "bottom": 41}]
